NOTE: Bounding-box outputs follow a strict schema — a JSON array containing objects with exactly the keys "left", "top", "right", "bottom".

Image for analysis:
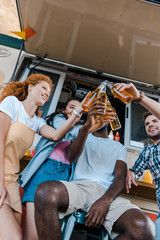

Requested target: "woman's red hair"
[{"left": 0, "top": 74, "right": 53, "bottom": 103}]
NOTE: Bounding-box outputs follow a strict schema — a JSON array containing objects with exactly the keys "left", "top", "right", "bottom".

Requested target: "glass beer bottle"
[
  {"left": 105, "top": 80, "right": 133, "bottom": 104},
  {"left": 94, "top": 83, "right": 107, "bottom": 121},
  {"left": 106, "top": 99, "right": 121, "bottom": 131},
  {"left": 82, "top": 82, "right": 106, "bottom": 112}
]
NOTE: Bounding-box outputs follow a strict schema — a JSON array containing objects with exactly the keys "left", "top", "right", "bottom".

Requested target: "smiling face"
[
  {"left": 29, "top": 81, "right": 51, "bottom": 106},
  {"left": 63, "top": 100, "right": 80, "bottom": 118},
  {"left": 145, "top": 115, "right": 160, "bottom": 142}
]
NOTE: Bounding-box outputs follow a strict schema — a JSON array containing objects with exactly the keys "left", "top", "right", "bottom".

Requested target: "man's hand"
[
  {"left": 126, "top": 170, "right": 138, "bottom": 193},
  {"left": 86, "top": 99, "right": 116, "bottom": 133},
  {"left": 114, "top": 83, "right": 140, "bottom": 100},
  {"left": 85, "top": 198, "right": 110, "bottom": 228}
]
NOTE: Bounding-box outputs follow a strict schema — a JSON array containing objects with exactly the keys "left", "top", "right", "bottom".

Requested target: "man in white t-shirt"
[{"left": 34, "top": 112, "right": 155, "bottom": 240}]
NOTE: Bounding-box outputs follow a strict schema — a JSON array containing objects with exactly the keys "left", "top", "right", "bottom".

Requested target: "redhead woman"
[{"left": 0, "top": 74, "right": 83, "bottom": 240}]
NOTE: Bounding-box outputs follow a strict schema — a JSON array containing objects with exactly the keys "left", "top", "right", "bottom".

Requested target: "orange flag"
[
  {"left": 10, "top": 29, "right": 36, "bottom": 40},
  {"left": 24, "top": 28, "right": 36, "bottom": 39},
  {"left": 10, "top": 31, "right": 26, "bottom": 39}
]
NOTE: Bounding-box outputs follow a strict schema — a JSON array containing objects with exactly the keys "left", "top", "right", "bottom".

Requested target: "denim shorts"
[{"left": 22, "top": 158, "right": 71, "bottom": 204}]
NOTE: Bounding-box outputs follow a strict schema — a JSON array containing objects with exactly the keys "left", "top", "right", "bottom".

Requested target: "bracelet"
[
  {"left": 73, "top": 109, "right": 81, "bottom": 118},
  {"left": 135, "top": 91, "right": 145, "bottom": 103}
]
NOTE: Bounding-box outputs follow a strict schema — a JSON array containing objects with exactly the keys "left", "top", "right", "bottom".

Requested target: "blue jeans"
[
  {"left": 22, "top": 158, "right": 71, "bottom": 203},
  {"left": 155, "top": 217, "right": 160, "bottom": 240}
]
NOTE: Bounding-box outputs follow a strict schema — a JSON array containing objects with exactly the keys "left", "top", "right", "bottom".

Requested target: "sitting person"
[
  {"left": 19, "top": 97, "right": 109, "bottom": 240},
  {"left": 19, "top": 98, "right": 83, "bottom": 240},
  {"left": 34, "top": 102, "right": 155, "bottom": 240}
]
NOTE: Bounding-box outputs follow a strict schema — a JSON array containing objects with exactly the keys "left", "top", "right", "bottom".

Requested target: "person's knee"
[
  {"left": 127, "top": 210, "right": 155, "bottom": 240},
  {"left": 114, "top": 209, "right": 155, "bottom": 240},
  {"left": 35, "top": 181, "right": 61, "bottom": 210},
  {"left": 35, "top": 181, "right": 65, "bottom": 210}
]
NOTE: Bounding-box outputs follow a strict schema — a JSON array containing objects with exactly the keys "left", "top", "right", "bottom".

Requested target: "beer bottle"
[
  {"left": 94, "top": 83, "right": 107, "bottom": 112},
  {"left": 93, "top": 83, "right": 107, "bottom": 121},
  {"left": 82, "top": 82, "right": 106, "bottom": 112},
  {"left": 106, "top": 99, "right": 121, "bottom": 131},
  {"left": 105, "top": 80, "right": 133, "bottom": 104}
]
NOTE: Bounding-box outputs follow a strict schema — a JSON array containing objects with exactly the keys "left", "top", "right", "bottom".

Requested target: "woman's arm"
[
  {"left": 39, "top": 104, "right": 83, "bottom": 141},
  {"left": 0, "top": 112, "right": 11, "bottom": 206}
]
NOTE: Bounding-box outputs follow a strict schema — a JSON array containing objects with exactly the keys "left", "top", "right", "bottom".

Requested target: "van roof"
[{"left": 17, "top": 0, "right": 160, "bottom": 86}]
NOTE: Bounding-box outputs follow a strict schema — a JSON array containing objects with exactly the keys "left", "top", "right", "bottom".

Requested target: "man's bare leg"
[
  {"left": 35, "top": 181, "right": 69, "bottom": 240},
  {"left": 112, "top": 208, "right": 155, "bottom": 240}
]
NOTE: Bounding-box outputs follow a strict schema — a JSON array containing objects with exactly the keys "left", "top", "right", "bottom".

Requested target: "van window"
[{"left": 125, "top": 93, "right": 160, "bottom": 150}]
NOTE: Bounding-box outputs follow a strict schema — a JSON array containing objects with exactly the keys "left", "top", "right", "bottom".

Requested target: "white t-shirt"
[
  {"left": 0, "top": 96, "right": 46, "bottom": 133},
  {"left": 73, "top": 134, "right": 127, "bottom": 190}
]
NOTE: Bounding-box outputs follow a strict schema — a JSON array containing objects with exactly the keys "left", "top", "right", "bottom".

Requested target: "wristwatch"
[{"left": 135, "top": 92, "right": 145, "bottom": 103}]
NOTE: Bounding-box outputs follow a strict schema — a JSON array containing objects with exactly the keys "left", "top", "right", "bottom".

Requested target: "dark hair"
[
  {"left": 45, "top": 97, "right": 81, "bottom": 126},
  {"left": 143, "top": 112, "right": 153, "bottom": 121}
]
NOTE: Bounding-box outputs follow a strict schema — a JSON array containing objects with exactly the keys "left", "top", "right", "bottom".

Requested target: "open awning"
[{"left": 16, "top": 0, "right": 160, "bottom": 86}]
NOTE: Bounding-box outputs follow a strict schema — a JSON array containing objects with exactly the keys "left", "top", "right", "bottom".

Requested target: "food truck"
[{"left": 0, "top": 0, "right": 159, "bottom": 225}]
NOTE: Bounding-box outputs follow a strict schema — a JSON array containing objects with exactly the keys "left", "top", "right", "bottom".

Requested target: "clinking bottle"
[
  {"left": 94, "top": 83, "right": 107, "bottom": 121},
  {"left": 106, "top": 99, "right": 121, "bottom": 131},
  {"left": 105, "top": 80, "right": 133, "bottom": 104},
  {"left": 82, "top": 82, "right": 107, "bottom": 112},
  {"left": 94, "top": 83, "right": 107, "bottom": 112}
]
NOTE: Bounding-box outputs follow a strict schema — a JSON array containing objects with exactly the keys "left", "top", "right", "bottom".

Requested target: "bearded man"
[{"left": 127, "top": 112, "right": 160, "bottom": 240}]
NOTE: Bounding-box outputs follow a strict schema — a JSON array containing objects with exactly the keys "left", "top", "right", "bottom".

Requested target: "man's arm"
[
  {"left": 85, "top": 160, "right": 127, "bottom": 227},
  {"left": 114, "top": 82, "right": 160, "bottom": 119},
  {"left": 67, "top": 124, "right": 90, "bottom": 163},
  {"left": 67, "top": 101, "right": 115, "bottom": 163}
]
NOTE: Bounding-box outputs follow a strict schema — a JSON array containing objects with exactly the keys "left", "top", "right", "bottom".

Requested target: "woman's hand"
[
  {"left": 0, "top": 183, "right": 9, "bottom": 207},
  {"left": 72, "top": 92, "right": 92, "bottom": 123}
]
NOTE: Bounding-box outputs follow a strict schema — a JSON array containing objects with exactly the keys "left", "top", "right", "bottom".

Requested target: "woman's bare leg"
[
  {"left": 24, "top": 202, "right": 38, "bottom": 240},
  {"left": 0, "top": 204, "right": 22, "bottom": 240}
]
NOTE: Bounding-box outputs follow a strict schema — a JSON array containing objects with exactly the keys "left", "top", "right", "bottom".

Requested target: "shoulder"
[
  {"left": 108, "top": 138, "right": 126, "bottom": 148},
  {"left": 108, "top": 139, "right": 127, "bottom": 155},
  {"left": 141, "top": 144, "right": 151, "bottom": 152},
  {"left": 34, "top": 115, "right": 46, "bottom": 125},
  {"left": 1, "top": 95, "right": 19, "bottom": 105},
  {"left": 138, "top": 144, "right": 153, "bottom": 157},
  {"left": 52, "top": 114, "right": 67, "bottom": 128},
  {"left": 115, "top": 141, "right": 126, "bottom": 149},
  {"left": 0, "top": 96, "right": 20, "bottom": 118}
]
